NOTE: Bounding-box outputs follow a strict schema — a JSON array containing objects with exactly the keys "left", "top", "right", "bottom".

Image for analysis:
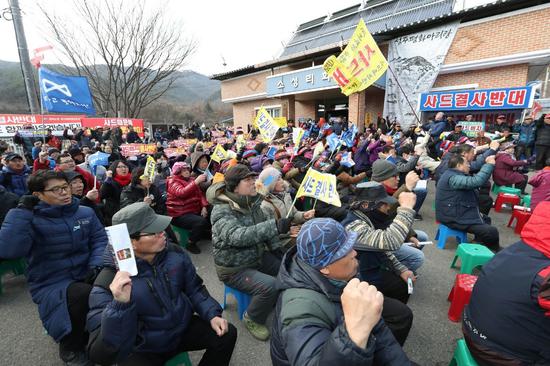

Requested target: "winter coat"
[
  {"left": 0, "top": 185, "right": 19, "bottom": 225},
  {"left": 270, "top": 246, "right": 410, "bottom": 366},
  {"left": 257, "top": 181, "right": 305, "bottom": 224},
  {"left": 207, "top": 182, "right": 281, "bottom": 279},
  {"left": 166, "top": 175, "right": 207, "bottom": 217},
  {"left": 0, "top": 198, "right": 107, "bottom": 341},
  {"left": 55, "top": 165, "right": 99, "bottom": 194},
  {"left": 126, "top": 131, "right": 140, "bottom": 143},
  {"left": 492, "top": 152, "right": 528, "bottom": 186},
  {"left": 516, "top": 122, "right": 536, "bottom": 145},
  {"left": 535, "top": 116, "right": 550, "bottom": 147},
  {"left": 120, "top": 183, "right": 165, "bottom": 214},
  {"left": 33, "top": 158, "right": 51, "bottom": 173},
  {"left": 87, "top": 244, "right": 222, "bottom": 365},
  {"left": 0, "top": 165, "right": 31, "bottom": 197},
  {"left": 528, "top": 168, "right": 550, "bottom": 211},
  {"left": 99, "top": 177, "right": 128, "bottom": 225},
  {"left": 353, "top": 139, "right": 371, "bottom": 174}
]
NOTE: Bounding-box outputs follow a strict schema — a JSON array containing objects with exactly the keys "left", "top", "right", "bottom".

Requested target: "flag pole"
[{"left": 387, "top": 65, "right": 422, "bottom": 126}]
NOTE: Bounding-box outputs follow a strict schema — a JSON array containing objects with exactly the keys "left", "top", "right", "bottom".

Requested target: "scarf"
[
  {"left": 113, "top": 173, "right": 132, "bottom": 187},
  {"left": 366, "top": 209, "right": 393, "bottom": 230},
  {"left": 383, "top": 183, "right": 398, "bottom": 195}
]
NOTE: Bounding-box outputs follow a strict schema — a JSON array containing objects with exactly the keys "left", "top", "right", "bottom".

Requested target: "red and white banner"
[
  {"left": 120, "top": 143, "right": 157, "bottom": 157},
  {"left": 81, "top": 118, "right": 144, "bottom": 137},
  {"left": 0, "top": 114, "right": 84, "bottom": 137}
]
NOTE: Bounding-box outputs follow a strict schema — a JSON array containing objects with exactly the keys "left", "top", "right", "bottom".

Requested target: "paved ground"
[{"left": 0, "top": 180, "right": 526, "bottom": 365}]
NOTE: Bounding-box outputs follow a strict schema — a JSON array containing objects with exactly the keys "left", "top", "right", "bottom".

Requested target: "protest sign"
[
  {"left": 120, "top": 143, "right": 157, "bottom": 157},
  {"left": 458, "top": 121, "right": 485, "bottom": 137},
  {"left": 88, "top": 151, "right": 110, "bottom": 175},
  {"left": 106, "top": 224, "right": 138, "bottom": 276},
  {"left": 312, "top": 141, "right": 325, "bottom": 161},
  {"left": 164, "top": 148, "right": 187, "bottom": 158},
  {"left": 323, "top": 19, "right": 388, "bottom": 96},
  {"left": 266, "top": 146, "right": 278, "bottom": 160},
  {"left": 254, "top": 107, "right": 285, "bottom": 142},
  {"left": 141, "top": 155, "right": 156, "bottom": 182},
  {"left": 296, "top": 168, "right": 341, "bottom": 207},
  {"left": 0, "top": 114, "right": 83, "bottom": 137},
  {"left": 81, "top": 117, "right": 145, "bottom": 137},
  {"left": 210, "top": 144, "right": 228, "bottom": 163},
  {"left": 292, "top": 128, "right": 305, "bottom": 147}
]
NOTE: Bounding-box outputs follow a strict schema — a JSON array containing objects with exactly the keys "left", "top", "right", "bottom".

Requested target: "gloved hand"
[
  {"left": 17, "top": 195, "right": 40, "bottom": 210},
  {"left": 276, "top": 218, "right": 292, "bottom": 234}
]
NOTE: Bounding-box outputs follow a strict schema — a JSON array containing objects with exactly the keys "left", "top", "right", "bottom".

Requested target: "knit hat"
[
  {"left": 224, "top": 164, "right": 258, "bottom": 192},
  {"left": 371, "top": 159, "right": 398, "bottom": 182},
  {"left": 256, "top": 167, "right": 281, "bottom": 195},
  {"left": 172, "top": 161, "right": 191, "bottom": 175},
  {"left": 297, "top": 218, "right": 357, "bottom": 269}
]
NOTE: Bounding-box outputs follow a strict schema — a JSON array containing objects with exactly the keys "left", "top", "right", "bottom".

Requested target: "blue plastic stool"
[
  {"left": 435, "top": 224, "right": 468, "bottom": 249},
  {"left": 223, "top": 285, "right": 252, "bottom": 320}
]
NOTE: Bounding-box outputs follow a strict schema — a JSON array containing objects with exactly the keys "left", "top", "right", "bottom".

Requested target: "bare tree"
[{"left": 39, "top": 0, "right": 196, "bottom": 118}]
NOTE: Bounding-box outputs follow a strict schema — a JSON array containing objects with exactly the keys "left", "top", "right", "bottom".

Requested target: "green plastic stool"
[
  {"left": 521, "top": 195, "right": 531, "bottom": 208},
  {"left": 451, "top": 244, "right": 494, "bottom": 274},
  {"left": 171, "top": 225, "right": 190, "bottom": 249},
  {"left": 303, "top": 197, "right": 314, "bottom": 211},
  {"left": 165, "top": 352, "right": 192, "bottom": 366},
  {"left": 449, "top": 339, "right": 479, "bottom": 366},
  {"left": 491, "top": 185, "right": 521, "bottom": 197},
  {"left": 0, "top": 258, "right": 27, "bottom": 294}
]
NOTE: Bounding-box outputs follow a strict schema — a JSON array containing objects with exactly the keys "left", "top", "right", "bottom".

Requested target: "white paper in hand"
[
  {"left": 415, "top": 179, "right": 427, "bottom": 190},
  {"left": 106, "top": 224, "right": 138, "bottom": 276}
]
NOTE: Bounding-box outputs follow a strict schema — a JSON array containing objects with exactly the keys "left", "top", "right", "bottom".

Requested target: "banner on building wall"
[
  {"left": 81, "top": 118, "right": 144, "bottom": 137},
  {"left": 323, "top": 19, "right": 388, "bottom": 96},
  {"left": 383, "top": 22, "right": 460, "bottom": 130},
  {"left": 0, "top": 114, "right": 83, "bottom": 137}
]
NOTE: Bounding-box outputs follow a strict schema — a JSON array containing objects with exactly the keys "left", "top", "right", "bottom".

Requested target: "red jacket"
[
  {"left": 33, "top": 159, "right": 51, "bottom": 173},
  {"left": 166, "top": 175, "right": 207, "bottom": 217},
  {"left": 492, "top": 152, "right": 528, "bottom": 186}
]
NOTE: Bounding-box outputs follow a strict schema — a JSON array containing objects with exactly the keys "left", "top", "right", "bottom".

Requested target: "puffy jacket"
[
  {"left": 207, "top": 182, "right": 280, "bottom": 279},
  {"left": 166, "top": 175, "right": 207, "bottom": 217},
  {"left": 0, "top": 198, "right": 107, "bottom": 341},
  {"left": 270, "top": 246, "right": 410, "bottom": 366},
  {"left": 120, "top": 183, "right": 164, "bottom": 214},
  {"left": 492, "top": 152, "right": 528, "bottom": 186},
  {"left": 0, "top": 185, "right": 18, "bottom": 224},
  {"left": 516, "top": 122, "right": 536, "bottom": 145},
  {"left": 99, "top": 177, "right": 128, "bottom": 225},
  {"left": 87, "top": 244, "right": 222, "bottom": 365},
  {"left": 0, "top": 165, "right": 31, "bottom": 196},
  {"left": 528, "top": 168, "right": 550, "bottom": 211}
]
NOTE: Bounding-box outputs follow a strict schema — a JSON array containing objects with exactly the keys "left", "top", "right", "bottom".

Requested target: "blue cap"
[{"left": 297, "top": 218, "right": 358, "bottom": 269}]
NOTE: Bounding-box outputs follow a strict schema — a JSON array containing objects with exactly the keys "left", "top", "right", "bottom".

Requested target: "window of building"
[{"left": 254, "top": 105, "right": 282, "bottom": 118}]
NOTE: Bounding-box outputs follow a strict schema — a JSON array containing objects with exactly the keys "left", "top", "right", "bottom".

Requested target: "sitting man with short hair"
[
  {"left": 271, "top": 218, "right": 411, "bottom": 365},
  {"left": 87, "top": 202, "right": 237, "bottom": 366}
]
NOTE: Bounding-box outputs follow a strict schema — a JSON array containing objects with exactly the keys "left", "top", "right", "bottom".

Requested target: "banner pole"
[
  {"left": 387, "top": 65, "right": 422, "bottom": 126},
  {"left": 286, "top": 193, "right": 300, "bottom": 219},
  {"left": 313, "top": 198, "right": 318, "bottom": 210}
]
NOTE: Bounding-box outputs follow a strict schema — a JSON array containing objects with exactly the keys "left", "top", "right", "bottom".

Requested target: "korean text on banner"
[
  {"left": 141, "top": 155, "right": 156, "bottom": 182},
  {"left": 254, "top": 107, "right": 281, "bottom": 143},
  {"left": 296, "top": 169, "right": 341, "bottom": 207},
  {"left": 323, "top": 19, "right": 388, "bottom": 96},
  {"left": 39, "top": 67, "right": 96, "bottom": 115},
  {"left": 211, "top": 144, "right": 228, "bottom": 163},
  {"left": 458, "top": 121, "right": 485, "bottom": 138},
  {"left": 120, "top": 144, "right": 156, "bottom": 157}
]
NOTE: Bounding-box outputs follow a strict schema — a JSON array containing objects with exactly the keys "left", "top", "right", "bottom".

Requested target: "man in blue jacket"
[
  {"left": 0, "top": 170, "right": 108, "bottom": 366},
  {"left": 271, "top": 218, "right": 410, "bottom": 366},
  {"left": 87, "top": 202, "right": 237, "bottom": 366},
  {"left": 0, "top": 152, "right": 31, "bottom": 196}
]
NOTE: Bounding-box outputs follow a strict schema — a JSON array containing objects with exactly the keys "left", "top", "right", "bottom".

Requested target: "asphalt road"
[{"left": 0, "top": 181, "right": 526, "bottom": 365}]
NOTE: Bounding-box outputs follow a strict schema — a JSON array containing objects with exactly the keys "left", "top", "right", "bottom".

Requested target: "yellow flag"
[
  {"left": 323, "top": 19, "right": 388, "bottom": 96},
  {"left": 296, "top": 168, "right": 341, "bottom": 207},
  {"left": 292, "top": 128, "right": 305, "bottom": 146},
  {"left": 312, "top": 141, "right": 325, "bottom": 161},
  {"left": 254, "top": 107, "right": 280, "bottom": 143},
  {"left": 211, "top": 144, "right": 228, "bottom": 163},
  {"left": 236, "top": 134, "right": 246, "bottom": 150},
  {"left": 140, "top": 155, "right": 156, "bottom": 182},
  {"left": 274, "top": 117, "right": 287, "bottom": 128}
]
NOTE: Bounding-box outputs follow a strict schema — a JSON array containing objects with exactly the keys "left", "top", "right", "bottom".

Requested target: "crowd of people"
[{"left": 0, "top": 111, "right": 548, "bottom": 366}]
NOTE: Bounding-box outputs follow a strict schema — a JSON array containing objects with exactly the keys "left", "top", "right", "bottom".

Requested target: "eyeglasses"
[{"left": 43, "top": 184, "right": 71, "bottom": 194}]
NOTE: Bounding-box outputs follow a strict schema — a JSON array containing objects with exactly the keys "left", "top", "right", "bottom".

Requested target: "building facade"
[{"left": 213, "top": 0, "right": 550, "bottom": 131}]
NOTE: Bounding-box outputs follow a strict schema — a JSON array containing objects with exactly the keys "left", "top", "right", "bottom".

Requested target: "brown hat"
[{"left": 224, "top": 164, "right": 258, "bottom": 192}]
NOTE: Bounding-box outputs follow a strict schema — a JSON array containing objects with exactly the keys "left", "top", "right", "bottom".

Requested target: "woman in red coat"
[
  {"left": 166, "top": 162, "right": 210, "bottom": 254},
  {"left": 492, "top": 142, "right": 529, "bottom": 193}
]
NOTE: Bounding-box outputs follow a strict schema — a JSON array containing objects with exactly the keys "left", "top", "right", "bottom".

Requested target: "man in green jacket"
[{"left": 207, "top": 164, "right": 292, "bottom": 341}]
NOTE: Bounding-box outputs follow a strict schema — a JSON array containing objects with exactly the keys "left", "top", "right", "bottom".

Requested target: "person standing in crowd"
[
  {"left": 0, "top": 170, "right": 107, "bottom": 366},
  {"left": 87, "top": 203, "right": 237, "bottom": 366},
  {"left": 462, "top": 201, "right": 550, "bottom": 365},
  {"left": 446, "top": 124, "right": 468, "bottom": 142},
  {"left": 100, "top": 160, "right": 132, "bottom": 225},
  {"left": 0, "top": 152, "right": 31, "bottom": 196},
  {"left": 125, "top": 126, "right": 141, "bottom": 143},
  {"left": 534, "top": 113, "right": 550, "bottom": 170},
  {"left": 528, "top": 157, "right": 550, "bottom": 210},
  {"left": 34, "top": 151, "right": 52, "bottom": 173},
  {"left": 208, "top": 164, "right": 290, "bottom": 341},
  {"left": 493, "top": 142, "right": 530, "bottom": 193},
  {"left": 270, "top": 218, "right": 410, "bottom": 366},
  {"left": 436, "top": 154, "right": 500, "bottom": 251},
  {"left": 166, "top": 162, "right": 210, "bottom": 254},
  {"left": 514, "top": 116, "right": 536, "bottom": 160},
  {"left": 32, "top": 141, "right": 42, "bottom": 160},
  {"left": 491, "top": 114, "right": 509, "bottom": 133}
]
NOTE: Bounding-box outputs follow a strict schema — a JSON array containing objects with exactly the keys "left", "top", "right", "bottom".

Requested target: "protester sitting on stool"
[
  {"left": 270, "top": 218, "right": 411, "bottom": 365},
  {"left": 436, "top": 154, "right": 500, "bottom": 251},
  {"left": 0, "top": 170, "right": 107, "bottom": 366},
  {"left": 87, "top": 202, "right": 237, "bottom": 366},
  {"left": 463, "top": 201, "right": 550, "bottom": 365},
  {"left": 208, "top": 164, "right": 290, "bottom": 341}
]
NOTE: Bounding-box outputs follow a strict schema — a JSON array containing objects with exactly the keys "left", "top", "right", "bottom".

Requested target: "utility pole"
[{"left": 8, "top": 0, "right": 40, "bottom": 114}]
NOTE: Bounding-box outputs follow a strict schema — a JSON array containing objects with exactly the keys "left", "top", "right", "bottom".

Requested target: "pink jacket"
[
  {"left": 492, "top": 152, "right": 528, "bottom": 186},
  {"left": 528, "top": 168, "right": 550, "bottom": 211}
]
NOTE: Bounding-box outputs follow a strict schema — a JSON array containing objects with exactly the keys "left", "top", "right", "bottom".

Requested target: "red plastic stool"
[
  {"left": 447, "top": 274, "right": 478, "bottom": 322},
  {"left": 507, "top": 209, "right": 531, "bottom": 234},
  {"left": 494, "top": 193, "right": 521, "bottom": 212}
]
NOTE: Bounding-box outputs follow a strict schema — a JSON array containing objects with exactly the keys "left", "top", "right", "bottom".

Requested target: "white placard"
[{"left": 105, "top": 224, "right": 138, "bottom": 276}]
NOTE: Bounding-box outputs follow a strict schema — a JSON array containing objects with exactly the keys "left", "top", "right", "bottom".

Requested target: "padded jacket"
[{"left": 165, "top": 175, "right": 207, "bottom": 217}]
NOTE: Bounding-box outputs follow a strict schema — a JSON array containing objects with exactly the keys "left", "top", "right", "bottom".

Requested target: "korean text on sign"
[
  {"left": 254, "top": 107, "right": 286, "bottom": 143},
  {"left": 419, "top": 87, "right": 534, "bottom": 111},
  {"left": 323, "top": 19, "right": 388, "bottom": 96},
  {"left": 296, "top": 168, "right": 341, "bottom": 207}
]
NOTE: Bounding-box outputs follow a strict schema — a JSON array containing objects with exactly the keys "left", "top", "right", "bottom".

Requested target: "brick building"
[{"left": 213, "top": 0, "right": 550, "bottom": 131}]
